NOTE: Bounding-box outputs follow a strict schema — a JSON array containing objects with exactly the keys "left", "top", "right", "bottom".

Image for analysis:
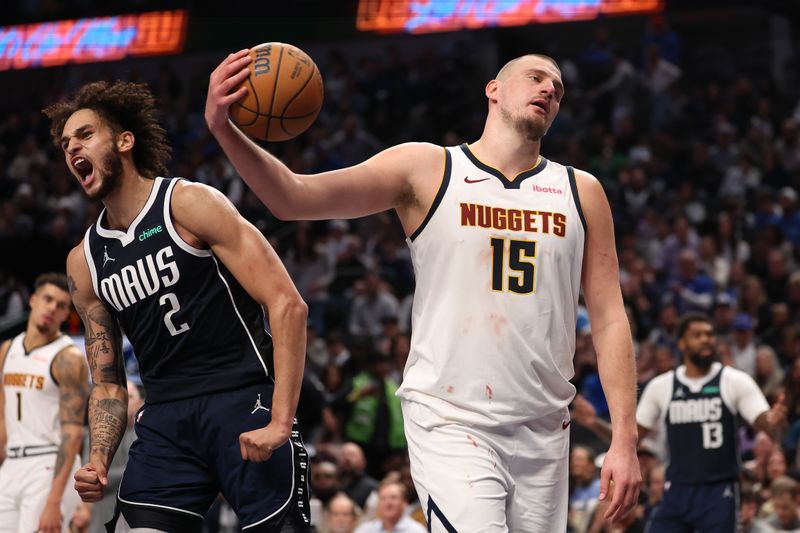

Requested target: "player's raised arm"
[
  {"left": 66, "top": 244, "right": 127, "bottom": 501},
  {"left": 576, "top": 169, "right": 641, "bottom": 522},
  {"left": 204, "top": 50, "right": 438, "bottom": 223},
  {"left": 170, "top": 181, "right": 307, "bottom": 460}
]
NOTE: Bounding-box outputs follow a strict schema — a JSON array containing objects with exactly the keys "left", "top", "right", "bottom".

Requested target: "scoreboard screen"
[
  {"left": 0, "top": 10, "right": 187, "bottom": 71},
  {"left": 357, "top": 0, "right": 663, "bottom": 33}
]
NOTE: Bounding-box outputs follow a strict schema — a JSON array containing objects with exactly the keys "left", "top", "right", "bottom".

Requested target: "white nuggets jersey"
[
  {"left": 2, "top": 333, "right": 75, "bottom": 450},
  {"left": 397, "top": 144, "right": 586, "bottom": 427}
]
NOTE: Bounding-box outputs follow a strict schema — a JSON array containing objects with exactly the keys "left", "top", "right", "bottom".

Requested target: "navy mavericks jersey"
[
  {"left": 665, "top": 366, "right": 739, "bottom": 483},
  {"left": 83, "top": 178, "right": 273, "bottom": 403}
]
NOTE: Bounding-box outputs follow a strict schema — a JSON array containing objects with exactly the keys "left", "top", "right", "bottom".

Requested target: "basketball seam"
[
  {"left": 231, "top": 101, "right": 318, "bottom": 120},
  {"left": 266, "top": 45, "right": 284, "bottom": 141},
  {"left": 232, "top": 73, "right": 260, "bottom": 127},
  {"left": 279, "top": 63, "right": 319, "bottom": 137}
]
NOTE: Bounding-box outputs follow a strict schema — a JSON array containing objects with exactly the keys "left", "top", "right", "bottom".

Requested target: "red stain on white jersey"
[
  {"left": 467, "top": 434, "right": 478, "bottom": 447},
  {"left": 485, "top": 385, "right": 493, "bottom": 399},
  {"left": 446, "top": 385, "right": 455, "bottom": 393},
  {"left": 488, "top": 313, "right": 508, "bottom": 336}
]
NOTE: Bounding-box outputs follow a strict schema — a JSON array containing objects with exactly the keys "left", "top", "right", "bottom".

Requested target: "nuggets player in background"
[
  {"left": 44, "top": 81, "right": 311, "bottom": 532},
  {"left": 206, "top": 52, "right": 641, "bottom": 531},
  {"left": 0, "top": 272, "right": 88, "bottom": 533}
]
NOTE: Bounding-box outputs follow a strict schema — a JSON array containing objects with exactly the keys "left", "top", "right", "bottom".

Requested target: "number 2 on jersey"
[
  {"left": 490, "top": 238, "right": 537, "bottom": 293},
  {"left": 159, "top": 292, "right": 190, "bottom": 336}
]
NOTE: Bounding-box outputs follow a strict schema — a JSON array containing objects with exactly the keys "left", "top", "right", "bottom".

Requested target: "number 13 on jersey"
[{"left": 490, "top": 237, "right": 537, "bottom": 294}]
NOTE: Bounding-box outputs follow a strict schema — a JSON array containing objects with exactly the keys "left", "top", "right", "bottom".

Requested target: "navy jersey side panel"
[
  {"left": 84, "top": 178, "right": 273, "bottom": 403},
  {"left": 665, "top": 367, "right": 739, "bottom": 483}
]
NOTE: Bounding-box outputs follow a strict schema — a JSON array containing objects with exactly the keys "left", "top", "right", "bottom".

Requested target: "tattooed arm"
[
  {"left": 0, "top": 339, "right": 9, "bottom": 466},
  {"left": 38, "top": 345, "right": 89, "bottom": 533},
  {"left": 67, "top": 243, "right": 128, "bottom": 502}
]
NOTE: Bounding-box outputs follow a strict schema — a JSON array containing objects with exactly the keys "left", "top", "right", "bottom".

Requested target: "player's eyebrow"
[
  {"left": 524, "top": 69, "right": 564, "bottom": 96},
  {"left": 60, "top": 124, "right": 92, "bottom": 147}
]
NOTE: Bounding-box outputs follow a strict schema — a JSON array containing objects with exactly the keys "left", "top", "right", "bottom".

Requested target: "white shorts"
[
  {"left": 402, "top": 401, "right": 570, "bottom": 533},
  {"left": 0, "top": 452, "right": 81, "bottom": 533}
]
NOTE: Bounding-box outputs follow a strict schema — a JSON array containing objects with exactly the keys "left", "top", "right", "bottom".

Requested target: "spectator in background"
[
  {"left": 752, "top": 476, "right": 800, "bottom": 532},
  {"left": 338, "top": 442, "right": 379, "bottom": 512},
  {"left": 310, "top": 460, "right": 343, "bottom": 532},
  {"left": 754, "top": 345, "right": 784, "bottom": 401},
  {"left": 568, "top": 446, "right": 602, "bottom": 533},
  {"left": 732, "top": 313, "right": 758, "bottom": 376},
  {"left": 322, "top": 492, "right": 361, "bottom": 533},
  {"left": 345, "top": 351, "right": 406, "bottom": 478},
  {"left": 670, "top": 248, "right": 714, "bottom": 314},
  {"left": 348, "top": 271, "right": 399, "bottom": 340},
  {"left": 353, "top": 480, "right": 425, "bottom": 533}
]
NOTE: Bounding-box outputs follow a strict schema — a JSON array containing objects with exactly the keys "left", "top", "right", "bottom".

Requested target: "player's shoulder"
[
  {"left": 641, "top": 370, "right": 675, "bottom": 395},
  {"left": 66, "top": 239, "right": 88, "bottom": 272},
  {"left": 719, "top": 364, "right": 757, "bottom": 386},
  {"left": 171, "top": 179, "right": 237, "bottom": 216},
  {"left": 375, "top": 142, "right": 444, "bottom": 167}
]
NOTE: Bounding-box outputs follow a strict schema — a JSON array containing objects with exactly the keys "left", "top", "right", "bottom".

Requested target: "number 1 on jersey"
[{"left": 490, "top": 238, "right": 537, "bottom": 294}]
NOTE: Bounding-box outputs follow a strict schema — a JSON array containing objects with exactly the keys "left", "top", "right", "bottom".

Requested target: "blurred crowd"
[{"left": 2, "top": 11, "right": 800, "bottom": 533}]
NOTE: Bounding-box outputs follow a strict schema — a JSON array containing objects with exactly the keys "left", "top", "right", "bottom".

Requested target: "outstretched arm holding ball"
[{"left": 206, "top": 47, "right": 641, "bottom": 529}]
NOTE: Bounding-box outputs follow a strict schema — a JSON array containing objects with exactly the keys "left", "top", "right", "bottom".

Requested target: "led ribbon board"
[
  {"left": 357, "top": 0, "right": 663, "bottom": 33},
  {"left": 0, "top": 10, "right": 187, "bottom": 71}
]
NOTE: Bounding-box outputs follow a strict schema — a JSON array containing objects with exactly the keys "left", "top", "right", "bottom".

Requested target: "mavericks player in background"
[
  {"left": 45, "top": 81, "right": 310, "bottom": 532},
  {"left": 206, "top": 51, "right": 641, "bottom": 531},
  {"left": 578, "top": 312, "right": 788, "bottom": 532},
  {"left": 0, "top": 273, "right": 88, "bottom": 533},
  {"left": 638, "top": 313, "right": 786, "bottom": 532}
]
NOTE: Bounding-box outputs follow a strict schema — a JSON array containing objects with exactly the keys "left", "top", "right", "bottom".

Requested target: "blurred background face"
[
  {"left": 311, "top": 461, "right": 340, "bottom": 500},
  {"left": 327, "top": 495, "right": 358, "bottom": 533},
  {"left": 339, "top": 443, "right": 366, "bottom": 474},
  {"left": 28, "top": 282, "right": 71, "bottom": 335},
  {"left": 569, "top": 447, "right": 596, "bottom": 485},
  {"left": 774, "top": 493, "right": 798, "bottom": 528},
  {"left": 377, "top": 482, "right": 406, "bottom": 524}
]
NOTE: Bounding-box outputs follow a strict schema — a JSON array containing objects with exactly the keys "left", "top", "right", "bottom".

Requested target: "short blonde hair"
[{"left": 496, "top": 54, "right": 561, "bottom": 80}]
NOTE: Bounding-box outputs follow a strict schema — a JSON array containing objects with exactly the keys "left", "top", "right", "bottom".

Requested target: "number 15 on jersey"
[{"left": 490, "top": 237, "right": 537, "bottom": 294}]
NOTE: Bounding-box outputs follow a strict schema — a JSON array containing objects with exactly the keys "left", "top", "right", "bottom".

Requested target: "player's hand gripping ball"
[{"left": 230, "top": 42, "right": 324, "bottom": 142}]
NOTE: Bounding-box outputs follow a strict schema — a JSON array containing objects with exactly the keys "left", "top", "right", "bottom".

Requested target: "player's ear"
[
  {"left": 116, "top": 131, "right": 135, "bottom": 154},
  {"left": 486, "top": 79, "right": 499, "bottom": 103}
]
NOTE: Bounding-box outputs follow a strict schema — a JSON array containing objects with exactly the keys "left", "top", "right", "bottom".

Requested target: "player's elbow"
[{"left": 277, "top": 291, "right": 308, "bottom": 325}]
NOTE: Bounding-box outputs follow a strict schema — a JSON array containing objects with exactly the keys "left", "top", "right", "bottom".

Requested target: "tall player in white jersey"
[
  {"left": 206, "top": 51, "right": 641, "bottom": 531},
  {"left": 0, "top": 273, "right": 88, "bottom": 533}
]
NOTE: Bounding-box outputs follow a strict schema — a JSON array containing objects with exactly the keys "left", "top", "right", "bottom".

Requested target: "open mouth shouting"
[{"left": 71, "top": 156, "right": 95, "bottom": 187}]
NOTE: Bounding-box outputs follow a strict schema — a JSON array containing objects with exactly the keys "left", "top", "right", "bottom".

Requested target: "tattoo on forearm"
[{"left": 89, "top": 395, "right": 127, "bottom": 461}]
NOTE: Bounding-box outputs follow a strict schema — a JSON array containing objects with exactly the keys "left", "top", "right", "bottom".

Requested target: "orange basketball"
[{"left": 230, "top": 42, "right": 324, "bottom": 142}]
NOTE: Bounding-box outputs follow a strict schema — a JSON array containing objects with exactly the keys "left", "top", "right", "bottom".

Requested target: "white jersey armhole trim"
[
  {"left": 83, "top": 228, "right": 101, "bottom": 299},
  {"left": 164, "top": 178, "right": 212, "bottom": 258}
]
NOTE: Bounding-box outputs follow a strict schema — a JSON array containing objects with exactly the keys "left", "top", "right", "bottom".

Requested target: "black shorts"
[
  {"left": 111, "top": 382, "right": 310, "bottom": 532},
  {"left": 646, "top": 480, "right": 738, "bottom": 533}
]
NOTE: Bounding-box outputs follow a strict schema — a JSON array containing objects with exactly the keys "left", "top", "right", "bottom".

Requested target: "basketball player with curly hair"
[{"left": 45, "top": 81, "right": 311, "bottom": 532}]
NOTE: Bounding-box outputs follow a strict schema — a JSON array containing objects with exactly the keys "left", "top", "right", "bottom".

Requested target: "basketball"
[{"left": 230, "top": 42, "right": 324, "bottom": 142}]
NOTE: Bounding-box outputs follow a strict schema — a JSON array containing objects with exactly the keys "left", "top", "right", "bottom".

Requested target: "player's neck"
[
  {"left": 102, "top": 171, "right": 156, "bottom": 231},
  {"left": 683, "top": 362, "right": 712, "bottom": 379},
  {"left": 471, "top": 127, "right": 542, "bottom": 179},
  {"left": 24, "top": 324, "right": 61, "bottom": 351}
]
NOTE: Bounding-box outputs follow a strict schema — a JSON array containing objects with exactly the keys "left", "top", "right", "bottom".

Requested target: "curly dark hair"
[{"left": 43, "top": 81, "right": 171, "bottom": 179}]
